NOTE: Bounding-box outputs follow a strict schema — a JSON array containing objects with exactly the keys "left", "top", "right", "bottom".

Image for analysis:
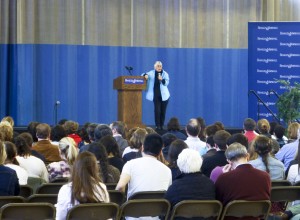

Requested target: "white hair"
[
  {"left": 177, "top": 149, "right": 202, "bottom": 174},
  {"left": 59, "top": 137, "right": 78, "bottom": 165},
  {"left": 154, "top": 61, "right": 162, "bottom": 68}
]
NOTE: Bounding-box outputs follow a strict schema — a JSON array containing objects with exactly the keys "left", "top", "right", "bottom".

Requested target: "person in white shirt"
[{"left": 184, "top": 118, "right": 207, "bottom": 156}]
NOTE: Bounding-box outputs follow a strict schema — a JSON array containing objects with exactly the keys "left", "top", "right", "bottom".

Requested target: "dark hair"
[
  {"left": 111, "top": 121, "right": 126, "bottom": 136},
  {"left": 162, "top": 133, "right": 177, "bottom": 147},
  {"left": 227, "top": 133, "right": 249, "bottom": 149},
  {"left": 18, "top": 132, "right": 33, "bottom": 147},
  {"left": 36, "top": 123, "right": 51, "bottom": 139},
  {"left": 196, "top": 117, "right": 206, "bottom": 141},
  {"left": 4, "top": 141, "right": 19, "bottom": 165},
  {"left": 63, "top": 121, "right": 79, "bottom": 135},
  {"left": 100, "top": 136, "right": 121, "bottom": 158},
  {"left": 14, "top": 135, "right": 31, "bottom": 157},
  {"left": 143, "top": 133, "right": 164, "bottom": 157},
  {"left": 253, "top": 136, "right": 272, "bottom": 173},
  {"left": 167, "top": 117, "right": 181, "bottom": 131},
  {"left": 186, "top": 119, "right": 200, "bottom": 137},
  {"left": 87, "top": 142, "right": 110, "bottom": 183},
  {"left": 243, "top": 118, "right": 256, "bottom": 131},
  {"left": 27, "top": 121, "right": 40, "bottom": 142},
  {"left": 94, "top": 124, "right": 112, "bottom": 142},
  {"left": 206, "top": 135, "right": 215, "bottom": 147},
  {"left": 213, "top": 130, "right": 231, "bottom": 150},
  {"left": 205, "top": 125, "right": 219, "bottom": 137},
  {"left": 167, "top": 139, "right": 188, "bottom": 167},
  {"left": 78, "top": 122, "right": 91, "bottom": 144},
  {"left": 214, "top": 121, "right": 225, "bottom": 130},
  {"left": 274, "top": 125, "right": 285, "bottom": 139},
  {"left": 87, "top": 123, "right": 98, "bottom": 142},
  {"left": 58, "top": 119, "right": 68, "bottom": 126},
  {"left": 51, "top": 125, "right": 67, "bottom": 142}
]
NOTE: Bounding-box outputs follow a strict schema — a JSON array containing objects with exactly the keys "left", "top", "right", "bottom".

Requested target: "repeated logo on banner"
[{"left": 248, "top": 22, "right": 300, "bottom": 123}]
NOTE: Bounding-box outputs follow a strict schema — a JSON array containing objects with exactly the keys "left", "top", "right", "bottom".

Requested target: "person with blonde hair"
[
  {"left": 56, "top": 151, "right": 110, "bottom": 220},
  {"left": 0, "top": 121, "right": 13, "bottom": 142},
  {"left": 0, "top": 140, "right": 20, "bottom": 195},
  {"left": 257, "top": 118, "right": 271, "bottom": 138},
  {"left": 1, "top": 116, "right": 14, "bottom": 127},
  {"left": 47, "top": 137, "right": 78, "bottom": 182}
]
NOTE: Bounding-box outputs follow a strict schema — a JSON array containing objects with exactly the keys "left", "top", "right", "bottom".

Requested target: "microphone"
[{"left": 55, "top": 101, "right": 61, "bottom": 105}]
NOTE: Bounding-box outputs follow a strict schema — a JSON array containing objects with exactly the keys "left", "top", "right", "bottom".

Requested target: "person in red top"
[
  {"left": 63, "top": 120, "right": 82, "bottom": 147},
  {"left": 243, "top": 118, "right": 258, "bottom": 143}
]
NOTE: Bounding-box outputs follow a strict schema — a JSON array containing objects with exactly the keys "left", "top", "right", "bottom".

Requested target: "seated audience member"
[
  {"left": 94, "top": 124, "right": 113, "bottom": 142},
  {"left": 63, "top": 120, "right": 82, "bottom": 146},
  {"left": 204, "top": 124, "right": 219, "bottom": 138},
  {"left": 196, "top": 117, "right": 206, "bottom": 142},
  {"left": 249, "top": 136, "right": 285, "bottom": 180},
  {"left": 79, "top": 123, "right": 98, "bottom": 153},
  {"left": 276, "top": 123, "right": 300, "bottom": 171},
  {"left": 162, "top": 133, "right": 177, "bottom": 160},
  {"left": 88, "top": 142, "right": 120, "bottom": 183},
  {"left": 215, "top": 143, "right": 271, "bottom": 206},
  {"left": 167, "top": 140, "right": 188, "bottom": 180},
  {"left": 165, "top": 117, "right": 187, "bottom": 140},
  {"left": 4, "top": 141, "right": 28, "bottom": 185},
  {"left": 201, "top": 130, "right": 231, "bottom": 177},
  {"left": 58, "top": 119, "right": 68, "bottom": 126},
  {"left": 126, "top": 127, "right": 139, "bottom": 142},
  {"left": 257, "top": 118, "right": 272, "bottom": 138},
  {"left": 55, "top": 151, "right": 110, "bottom": 220},
  {"left": 287, "top": 138, "right": 300, "bottom": 185},
  {"left": 0, "top": 140, "right": 20, "bottom": 195},
  {"left": 50, "top": 124, "right": 67, "bottom": 145},
  {"left": 243, "top": 118, "right": 258, "bottom": 143},
  {"left": 47, "top": 137, "right": 78, "bottom": 182},
  {"left": 202, "top": 135, "right": 216, "bottom": 160},
  {"left": 165, "top": 148, "right": 215, "bottom": 208},
  {"left": 1, "top": 116, "right": 19, "bottom": 138},
  {"left": 32, "top": 123, "right": 61, "bottom": 164},
  {"left": 184, "top": 118, "right": 206, "bottom": 156},
  {"left": 27, "top": 121, "right": 40, "bottom": 144},
  {"left": 145, "top": 127, "right": 157, "bottom": 134},
  {"left": 14, "top": 135, "right": 49, "bottom": 182},
  {"left": 100, "top": 136, "right": 124, "bottom": 173},
  {"left": 110, "top": 121, "right": 128, "bottom": 154},
  {"left": 18, "top": 132, "right": 45, "bottom": 162},
  {"left": 77, "top": 122, "right": 91, "bottom": 149},
  {"left": 214, "top": 121, "right": 225, "bottom": 130},
  {"left": 227, "top": 133, "right": 249, "bottom": 150},
  {"left": 274, "top": 125, "right": 288, "bottom": 148},
  {"left": 116, "top": 133, "right": 172, "bottom": 199},
  {"left": 122, "top": 128, "right": 147, "bottom": 162},
  {"left": 0, "top": 121, "right": 13, "bottom": 142}
]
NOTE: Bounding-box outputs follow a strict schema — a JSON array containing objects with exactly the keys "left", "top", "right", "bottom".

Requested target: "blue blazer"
[{"left": 142, "top": 70, "right": 170, "bottom": 101}]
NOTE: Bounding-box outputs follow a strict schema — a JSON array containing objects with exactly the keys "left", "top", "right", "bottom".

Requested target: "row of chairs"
[{"left": 0, "top": 199, "right": 271, "bottom": 220}]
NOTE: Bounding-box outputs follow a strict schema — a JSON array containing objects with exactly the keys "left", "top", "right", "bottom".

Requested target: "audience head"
[
  {"left": 227, "top": 133, "right": 249, "bottom": 149},
  {"left": 63, "top": 120, "right": 79, "bottom": 135},
  {"left": 1, "top": 116, "right": 14, "bottom": 127},
  {"left": 162, "top": 133, "right": 177, "bottom": 148},
  {"left": 243, "top": 118, "right": 256, "bottom": 131},
  {"left": 167, "top": 117, "right": 181, "bottom": 131},
  {"left": 213, "top": 130, "right": 231, "bottom": 150},
  {"left": 4, "top": 141, "right": 18, "bottom": 165},
  {"left": 78, "top": 122, "right": 91, "bottom": 144},
  {"left": 204, "top": 125, "right": 219, "bottom": 137},
  {"left": 0, "top": 141, "right": 7, "bottom": 165},
  {"left": 287, "top": 122, "right": 300, "bottom": 140},
  {"left": 145, "top": 127, "right": 156, "bottom": 134},
  {"left": 130, "top": 128, "right": 147, "bottom": 150},
  {"left": 51, "top": 125, "right": 67, "bottom": 142},
  {"left": 87, "top": 123, "right": 98, "bottom": 142},
  {"left": 36, "top": 123, "right": 51, "bottom": 140},
  {"left": 110, "top": 121, "right": 126, "bottom": 137},
  {"left": 27, "top": 121, "right": 40, "bottom": 142},
  {"left": 252, "top": 135, "right": 272, "bottom": 173},
  {"left": 126, "top": 127, "right": 139, "bottom": 141},
  {"left": 18, "top": 132, "right": 33, "bottom": 148},
  {"left": 167, "top": 139, "right": 188, "bottom": 166},
  {"left": 206, "top": 135, "right": 215, "bottom": 149},
  {"left": 177, "top": 149, "right": 202, "bottom": 174},
  {"left": 59, "top": 137, "right": 78, "bottom": 165},
  {"left": 0, "top": 122, "right": 13, "bottom": 142},
  {"left": 143, "top": 133, "right": 164, "bottom": 157},
  {"left": 94, "top": 124, "right": 112, "bottom": 142},
  {"left": 99, "top": 135, "right": 121, "bottom": 158},
  {"left": 269, "top": 121, "right": 279, "bottom": 135},
  {"left": 214, "top": 121, "right": 225, "bottom": 130},
  {"left": 185, "top": 118, "right": 200, "bottom": 137},
  {"left": 58, "top": 119, "right": 68, "bottom": 126},
  {"left": 274, "top": 125, "right": 285, "bottom": 139},
  {"left": 196, "top": 117, "right": 206, "bottom": 140},
  {"left": 257, "top": 119, "right": 270, "bottom": 135},
  {"left": 14, "top": 135, "right": 31, "bottom": 157},
  {"left": 225, "top": 142, "right": 248, "bottom": 163}
]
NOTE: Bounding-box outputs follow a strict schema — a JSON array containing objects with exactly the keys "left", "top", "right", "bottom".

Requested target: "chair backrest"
[
  {"left": 271, "top": 186, "right": 300, "bottom": 210},
  {"left": 108, "top": 190, "right": 125, "bottom": 206},
  {"left": 50, "top": 177, "right": 69, "bottom": 183},
  {"left": 0, "top": 196, "right": 25, "bottom": 208},
  {"left": 105, "top": 183, "right": 117, "bottom": 190},
  {"left": 27, "top": 194, "right": 58, "bottom": 205},
  {"left": 220, "top": 200, "right": 271, "bottom": 220},
  {"left": 19, "top": 185, "right": 34, "bottom": 198},
  {"left": 0, "top": 202, "right": 56, "bottom": 220},
  {"left": 169, "top": 200, "right": 223, "bottom": 220},
  {"left": 119, "top": 199, "right": 170, "bottom": 220},
  {"left": 128, "top": 191, "right": 166, "bottom": 200},
  {"left": 36, "top": 183, "right": 64, "bottom": 194},
  {"left": 271, "top": 180, "right": 292, "bottom": 187},
  {"left": 66, "top": 203, "right": 119, "bottom": 220}
]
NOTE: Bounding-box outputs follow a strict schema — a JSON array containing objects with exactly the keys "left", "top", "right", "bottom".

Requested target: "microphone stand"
[{"left": 54, "top": 101, "right": 60, "bottom": 125}]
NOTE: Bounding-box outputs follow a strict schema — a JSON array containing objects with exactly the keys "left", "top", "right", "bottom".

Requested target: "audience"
[
  {"left": 50, "top": 125, "right": 67, "bottom": 145},
  {"left": 116, "top": 133, "right": 172, "bottom": 199},
  {"left": 196, "top": 117, "right": 206, "bottom": 142},
  {"left": 79, "top": 123, "right": 98, "bottom": 152},
  {"left": 165, "top": 148, "right": 215, "bottom": 208},
  {"left": 94, "top": 124, "right": 113, "bottom": 142},
  {"left": 287, "top": 136, "right": 300, "bottom": 185},
  {"left": 243, "top": 118, "right": 258, "bottom": 143},
  {"left": 274, "top": 125, "right": 288, "bottom": 148},
  {"left": 161, "top": 133, "right": 177, "bottom": 160},
  {"left": 77, "top": 122, "right": 91, "bottom": 149},
  {"left": 55, "top": 151, "right": 110, "bottom": 220},
  {"left": 0, "top": 121, "right": 13, "bottom": 142},
  {"left": 110, "top": 121, "right": 129, "bottom": 154},
  {"left": 27, "top": 121, "right": 40, "bottom": 144},
  {"left": 202, "top": 135, "right": 216, "bottom": 160},
  {"left": 63, "top": 120, "right": 82, "bottom": 146},
  {"left": 0, "top": 140, "right": 20, "bottom": 196},
  {"left": 165, "top": 117, "right": 187, "bottom": 140},
  {"left": 18, "top": 132, "right": 45, "bottom": 162}
]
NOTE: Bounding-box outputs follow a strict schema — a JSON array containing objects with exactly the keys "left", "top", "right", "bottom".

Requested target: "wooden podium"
[{"left": 113, "top": 76, "right": 147, "bottom": 128}]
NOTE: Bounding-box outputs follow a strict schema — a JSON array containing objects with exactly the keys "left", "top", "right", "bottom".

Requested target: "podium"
[{"left": 113, "top": 76, "right": 147, "bottom": 128}]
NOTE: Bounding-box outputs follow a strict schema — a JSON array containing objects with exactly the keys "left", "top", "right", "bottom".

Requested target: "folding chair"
[
  {"left": 36, "top": 183, "right": 64, "bottom": 194},
  {"left": 271, "top": 180, "right": 292, "bottom": 187},
  {"left": 27, "top": 194, "right": 58, "bottom": 205},
  {"left": 0, "top": 196, "right": 25, "bottom": 208},
  {"left": 19, "top": 185, "right": 34, "bottom": 198},
  {"left": 108, "top": 190, "right": 125, "bottom": 206},
  {"left": 128, "top": 190, "right": 166, "bottom": 200},
  {"left": 270, "top": 186, "right": 300, "bottom": 210}
]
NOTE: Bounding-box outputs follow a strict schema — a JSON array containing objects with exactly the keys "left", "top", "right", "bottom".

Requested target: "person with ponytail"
[
  {"left": 47, "top": 137, "right": 78, "bottom": 182},
  {"left": 249, "top": 135, "right": 285, "bottom": 180},
  {"left": 56, "top": 151, "right": 110, "bottom": 220}
]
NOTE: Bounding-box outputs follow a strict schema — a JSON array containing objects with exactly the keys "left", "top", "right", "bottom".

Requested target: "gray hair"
[
  {"left": 225, "top": 142, "right": 248, "bottom": 161},
  {"left": 177, "top": 149, "right": 202, "bottom": 173},
  {"left": 154, "top": 61, "right": 162, "bottom": 68}
]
